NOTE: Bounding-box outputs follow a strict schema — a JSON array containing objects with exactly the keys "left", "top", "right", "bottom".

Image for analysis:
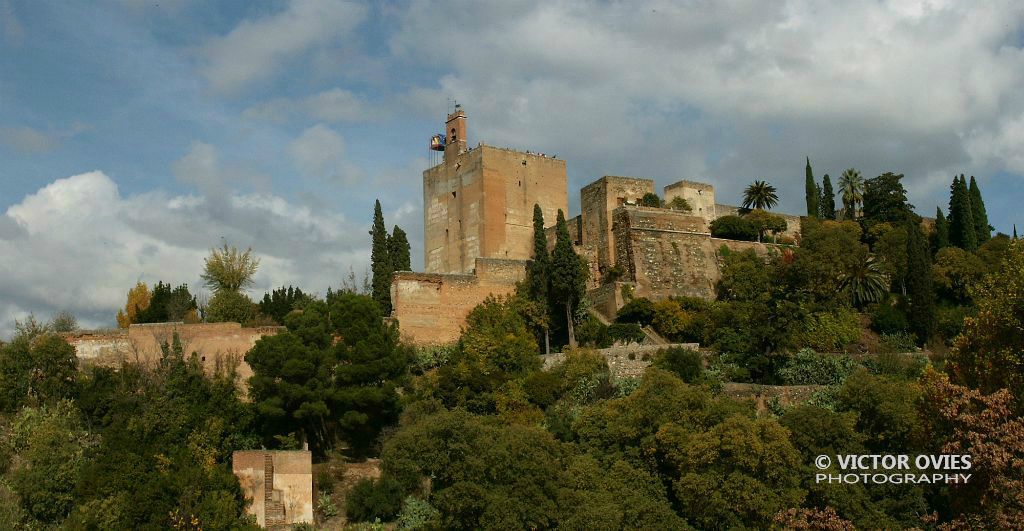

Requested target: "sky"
[{"left": 2, "top": 0, "right": 1023, "bottom": 336}]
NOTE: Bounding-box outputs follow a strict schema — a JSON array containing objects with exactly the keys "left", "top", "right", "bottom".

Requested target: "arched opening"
[{"left": 450, "top": 127, "right": 457, "bottom": 142}]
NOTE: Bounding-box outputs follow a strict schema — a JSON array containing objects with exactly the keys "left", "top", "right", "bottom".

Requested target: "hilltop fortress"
[{"left": 391, "top": 108, "right": 802, "bottom": 344}]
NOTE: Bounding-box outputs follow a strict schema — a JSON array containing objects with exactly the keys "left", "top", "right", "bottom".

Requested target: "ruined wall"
[
  {"left": 715, "top": 203, "right": 802, "bottom": 240},
  {"left": 581, "top": 176, "right": 654, "bottom": 271},
  {"left": 63, "top": 322, "right": 282, "bottom": 382},
  {"left": 423, "top": 145, "right": 566, "bottom": 274},
  {"left": 233, "top": 451, "right": 313, "bottom": 528},
  {"left": 391, "top": 257, "right": 526, "bottom": 345},
  {"left": 664, "top": 180, "right": 716, "bottom": 223},
  {"left": 588, "top": 281, "right": 632, "bottom": 321},
  {"left": 541, "top": 343, "right": 700, "bottom": 378}
]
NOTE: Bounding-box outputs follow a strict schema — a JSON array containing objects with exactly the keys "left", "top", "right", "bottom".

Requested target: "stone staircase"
[{"left": 264, "top": 453, "right": 287, "bottom": 528}]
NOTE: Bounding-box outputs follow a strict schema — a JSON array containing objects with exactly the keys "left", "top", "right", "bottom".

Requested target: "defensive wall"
[
  {"left": 62, "top": 322, "right": 282, "bottom": 382},
  {"left": 715, "top": 203, "right": 802, "bottom": 240},
  {"left": 391, "top": 257, "right": 526, "bottom": 345},
  {"left": 233, "top": 450, "right": 313, "bottom": 528}
]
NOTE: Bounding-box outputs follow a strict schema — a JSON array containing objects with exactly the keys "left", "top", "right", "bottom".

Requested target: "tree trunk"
[
  {"left": 544, "top": 329, "right": 550, "bottom": 355},
  {"left": 566, "top": 303, "right": 577, "bottom": 349}
]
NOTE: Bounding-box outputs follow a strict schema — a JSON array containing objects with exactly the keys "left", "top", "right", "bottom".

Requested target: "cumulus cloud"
[
  {"left": 288, "top": 124, "right": 361, "bottom": 183},
  {"left": 200, "top": 0, "right": 367, "bottom": 93},
  {"left": 388, "top": 0, "right": 1024, "bottom": 215},
  {"left": 0, "top": 171, "right": 371, "bottom": 338}
]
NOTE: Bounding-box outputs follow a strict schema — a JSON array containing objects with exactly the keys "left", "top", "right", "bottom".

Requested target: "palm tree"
[
  {"left": 840, "top": 256, "right": 888, "bottom": 307},
  {"left": 742, "top": 180, "right": 779, "bottom": 211},
  {"left": 839, "top": 168, "right": 864, "bottom": 220}
]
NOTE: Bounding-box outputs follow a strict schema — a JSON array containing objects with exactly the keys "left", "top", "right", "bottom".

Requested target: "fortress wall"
[
  {"left": 232, "top": 451, "right": 313, "bottom": 528},
  {"left": 664, "top": 180, "right": 717, "bottom": 223},
  {"left": 581, "top": 176, "right": 655, "bottom": 271},
  {"left": 391, "top": 258, "right": 526, "bottom": 345},
  {"left": 63, "top": 322, "right": 282, "bottom": 381},
  {"left": 588, "top": 281, "right": 632, "bottom": 321}
]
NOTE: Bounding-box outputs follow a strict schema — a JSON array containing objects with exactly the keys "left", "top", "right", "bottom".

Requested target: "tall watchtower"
[{"left": 422, "top": 107, "right": 568, "bottom": 274}]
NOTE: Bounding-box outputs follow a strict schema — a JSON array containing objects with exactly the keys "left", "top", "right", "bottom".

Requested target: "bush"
[
  {"left": 396, "top": 496, "right": 441, "bottom": 530},
  {"left": 862, "top": 352, "right": 928, "bottom": 380},
  {"left": 794, "top": 310, "right": 860, "bottom": 351},
  {"left": 575, "top": 315, "right": 612, "bottom": 348},
  {"left": 879, "top": 332, "right": 918, "bottom": 353},
  {"left": 345, "top": 477, "right": 404, "bottom": 523},
  {"left": 412, "top": 344, "right": 455, "bottom": 373},
  {"left": 315, "top": 467, "right": 335, "bottom": 496},
  {"left": 653, "top": 347, "right": 703, "bottom": 383},
  {"left": 640, "top": 192, "right": 662, "bottom": 207},
  {"left": 870, "top": 303, "right": 909, "bottom": 335},
  {"left": 317, "top": 492, "right": 338, "bottom": 519},
  {"left": 615, "top": 298, "right": 655, "bottom": 326},
  {"left": 710, "top": 215, "right": 757, "bottom": 241},
  {"left": 205, "top": 289, "right": 255, "bottom": 323},
  {"left": 935, "top": 304, "right": 971, "bottom": 341},
  {"left": 776, "top": 348, "right": 858, "bottom": 385},
  {"left": 608, "top": 323, "right": 645, "bottom": 344}
]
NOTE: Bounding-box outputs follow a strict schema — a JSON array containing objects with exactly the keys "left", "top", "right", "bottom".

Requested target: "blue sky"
[{"left": 2, "top": 0, "right": 1023, "bottom": 334}]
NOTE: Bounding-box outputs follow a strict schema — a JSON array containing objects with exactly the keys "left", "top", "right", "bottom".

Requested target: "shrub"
[
  {"left": 317, "top": 492, "right": 338, "bottom": 519},
  {"left": 345, "top": 477, "right": 404, "bottom": 523},
  {"left": 315, "top": 467, "right": 335, "bottom": 496},
  {"left": 710, "top": 215, "right": 757, "bottom": 241},
  {"left": 862, "top": 351, "right": 928, "bottom": 380},
  {"left": 412, "top": 344, "right": 455, "bottom": 373},
  {"left": 871, "top": 303, "right": 909, "bottom": 335},
  {"left": 640, "top": 192, "right": 662, "bottom": 207},
  {"left": 575, "top": 315, "right": 612, "bottom": 348},
  {"left": 522, "top": 370, "right": 562, "bottom": 408},
  {"left": 653, "top": 347, "right": 703, "bottom": 383},
  {"left": 935, "top": 304, "right": 971, "bottom": 341},
  {"left": 794, "top": 310, "right": 860, "bottom": 352},
  {"left": 614, "top": 376, "right": 642, "bottom": 397},
  {"left": 776, "top": 348, "right": 858, "bottom": 385},
  {"left": 879, "top": 332, "right": 918, "bottom": 353},
  {"left": 650, "top": 300, "right": 694, "bottom": 342},
  {"left": 602, "top": 265, "right": 625, "bottom": 284},
  {"left": 608, "top": 323, "right": 645, "bottom": 344},
  {"left": 396, "top": 496, "right": 441, "bottom": 530},
  {"left": 615, "top": 298, "right": 655, "bottom": 326},
  {"left": 668, "top": 196, "right": 692, "bottom": 212}
]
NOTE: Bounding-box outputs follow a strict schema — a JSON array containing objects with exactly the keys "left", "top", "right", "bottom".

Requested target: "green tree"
[
  {"left": 668, "top": 196, "right": 692, "bottom": 212},
  {"left": 328, "top": 291, "right": 410, "bottom": 456},
  {"left": 946, "top": 241, "right": 1024, "bottom": 403},
  {"left": 905, "top": 219, "right": 935, "bottom": 344},
  {"left": 0, "top": 333, "right": 78, "bottom": 412},
  {"left": 745, "top": 209, "right": 787, "bottom": 242},
  {"left": 820, "top": 174, "right": 836, "bottom": 219},
  {"left": 549, "top": 210, "right": 588, "bottom": 348},
  {"left": 840, "top": 256, "right": 888, "bottom": 308},
  {"left": 201, "top": 243, "right": 260, "bottom": 293},
  {"left": 932, "top": 247, "right": 985, "bottom": 304},
  {"left": 258, "top": 285, "right": 310, "bottom": 324},
  {"left": 658, "top": 414, "right": 805, "bottom": 528},
  {"left": 805, "top": 157, "right": 819, "bottom": 218},
  {"left": 135, "top": 282, "right": 198, "bottom": 323},
  {"left": 862, "top": 172, "right": 912, "bottom": 226},
  {"left": 933, "top": 206, "right": 950, "bottom": 251},
  {"left": 709, "top": 215, "right": 757, "bottom": 241},
  {"left": 525, "top": 204, "right": 552, "bottom": 353},
  {"left": 743, "top": 180, "right": 779, "bottom": 211},
  {"left": 968, "top": 175, "right": 991, "bottom": 244},
  {"left": 839, "top": 168, "right": 864, "bottom": 220},
  {"left": 371, "top": 199, "right": 393, "bottom": 313},
  {"left": 869, "top": 222, "right": 908, "bottom": 293},
  {"left": 639, "top": 192, "right": 662, "bottom": 207},
  {"left": 948, "top": 174, "right": 977, "bottom": 251},
  {"left": 205, "top": 289, "right": 255, "bottom": 324},
  {"left": 389, "top": 225, "right": 412, "bottom": 272}
]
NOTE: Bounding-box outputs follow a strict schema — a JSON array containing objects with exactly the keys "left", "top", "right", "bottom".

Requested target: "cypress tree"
[
  {"left": 905, "top": 218, "right": 935, "bottom": 345},
  {"left": 1014, "top": 224, "right": 1018, "bottom": 240},
  {"left": 550, "top": 209, "right": 587, "bottom": 348},
  {"left": 933, "top": 207, "right": 949, "bottom": 251},
  {"left": 820, "top": 174, "right": 836, "bottom": 220},
  {"left": 948, "top": 175, "right": 977, "bottom": 251},
  {"left": 968, "top": 176, "right": 990, "bottom": 244},
  {"left": 805, "top": 156, "right": 819, "bottom": 218},
  {"left": 370, "top": 199, "right": 392, "bottom": 313},
  {"left": 527, "top": 204, "right": 549, "bottom": 301},
  {"left": 388, "top": 226, "right": 411, "bottom": 272}
]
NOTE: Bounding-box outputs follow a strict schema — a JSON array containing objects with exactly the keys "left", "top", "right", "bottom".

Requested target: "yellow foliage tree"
[{"left": 115, "top": 282, "right": 151, "bottom": 328}]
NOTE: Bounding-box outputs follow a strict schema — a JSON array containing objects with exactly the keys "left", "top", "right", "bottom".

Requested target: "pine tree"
[
  {"left": 933, "top": 207, "right": 949, "bottom": 251},
  {"left": 370, "top": 200, "right": 393, "bottom": 313},
  {"left": 905, "top": 218, "right": 935, "bottom": 345},
  {"left": 948, "top": 175, "right": 977, "bottom": 251},
  {"left": 968, "top": 176, "right": 990, "bottom": 244},
  {"left": 820, "top": 174, "right": 836, "bottom": 220},
  {"left": 388, "top": 226, "right": 411, "bottom": 272},
  {"left": 549, "top": 210, "right": 587, "bottom": 349},
  {"left": 805, "top": 157, "right": 819, "bottom": 218}
]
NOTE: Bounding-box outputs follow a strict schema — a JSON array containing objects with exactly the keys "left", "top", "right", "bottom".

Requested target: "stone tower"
[{"left": 422, "top": 107, "right": 568, "bottom": 273}]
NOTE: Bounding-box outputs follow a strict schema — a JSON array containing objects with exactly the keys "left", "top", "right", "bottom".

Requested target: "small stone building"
[{"left": 232, "top": 450, "right": 313, "bottom": 528}]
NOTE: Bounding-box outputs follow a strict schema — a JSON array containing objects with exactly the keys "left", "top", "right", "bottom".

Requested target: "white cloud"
[
  {"left": 200, "top": 0, "right": 367, "bottom": 93},
  {"left": 287, "top": 124, "right": 361, "bottom": 183},
  {"left": 0, "top": 171, "right": 371, "bottom": 338}
]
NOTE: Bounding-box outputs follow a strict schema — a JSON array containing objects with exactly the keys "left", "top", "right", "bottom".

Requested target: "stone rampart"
[
  {"left": 391, "top": 257, "right": 526, "bottom": 345},
  {"left": 233, "top": 450, "right": 313, "bottom": 528}
]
